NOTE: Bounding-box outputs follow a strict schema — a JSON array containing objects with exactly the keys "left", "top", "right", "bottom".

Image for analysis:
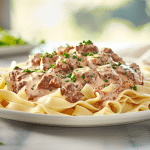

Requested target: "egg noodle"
[{"left": 0, "top": 64, "right": 150, "bottom": 116}]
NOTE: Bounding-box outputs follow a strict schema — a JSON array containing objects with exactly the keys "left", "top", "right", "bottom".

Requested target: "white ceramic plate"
[
  {"left": 0, "top": 45, "right": 37, "bottom": 56},
  {"left": 0, "top": 108, "right": 150, "bottom": 127}
]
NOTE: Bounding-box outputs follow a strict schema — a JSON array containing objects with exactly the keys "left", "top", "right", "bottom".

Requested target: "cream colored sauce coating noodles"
[{"left": 0, "top": 41, "right": 150, "bottom": 116}]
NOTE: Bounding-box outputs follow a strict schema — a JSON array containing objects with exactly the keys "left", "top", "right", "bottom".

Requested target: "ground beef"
[
  {"left": 37, "top": 75, "right": 62, "bottom": 90},
  {"left": 12, "top": 81, "right": 27, "bottom": 93},
  {"left": 61, "top": 83, "right": 83, "bottom": 103},
  {"left": 76, "top": 43, "right": 99, "bottom": 55}
]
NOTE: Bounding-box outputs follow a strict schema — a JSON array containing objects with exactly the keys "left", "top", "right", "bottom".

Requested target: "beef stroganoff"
[{"left": 0, "top": 40, "right": 150, "bottom": 116}]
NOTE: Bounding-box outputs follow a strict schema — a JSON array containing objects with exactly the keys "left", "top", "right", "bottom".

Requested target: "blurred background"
[{"left": 1, "top": 0, "right": 150, "bottom": 43}]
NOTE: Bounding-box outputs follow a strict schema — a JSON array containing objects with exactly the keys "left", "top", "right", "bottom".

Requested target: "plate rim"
[{"left": 1, "top": 108, "right": 150, "bottom": 127}]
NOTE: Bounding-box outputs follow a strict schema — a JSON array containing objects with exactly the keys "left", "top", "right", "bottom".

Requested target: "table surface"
[{"left": 1, "top": 47, "right": 150, "bottom": 150}]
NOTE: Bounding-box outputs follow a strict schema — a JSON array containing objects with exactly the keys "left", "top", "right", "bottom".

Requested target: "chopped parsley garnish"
[
  {"left": 5, "top": 82, "right": 7, "bottom": 85},
  {"left": 82, "top": 74, "right": 85, "bottom": 79},
  {"left": 61, "top": 76, "right": 67, "bottom": 79},
  {"left": 112, "top": 62, "right": 122, "bottom": 69},
  {"left": 24, "top": 68, "right": 32, "bottom": 73},
  {"left": 31, "top": 88, "right": 33, "bottom": 90},
  {"left": 52, "top": 52, "right": 56, "bottom": 56},
  {"left": 106, "top": 62, "right": 109, "bottom": 65},
  {"left": 118, "top": 62, "right": 122, "bottom": 66},
  {"left": 93, "top": 52, "right": 97, "bottom": 54},
  {"left": 56, "top": 74, "right": 60, "bottom": 77},
  {"left": 32, "top": 68, "right": 40, "bottom": 72},
  {"left": 33, "top": 84, "right": 36, "bottom": 87},
  {"left": 46, "top": 54, "right": 53, "bottom": 58},
  {"left": 108, "top": 77, "right": 110, "bottom": 79},
  {"left": 41, "top": 70, "right": 46, "bottom": 73},
  {"left": 130, "top": 85, "right": 137, "bottom": 91},
  {"left": 62, "top": 60, "right": 67, "bottom": 64},
  {"left": 50, "top": 64, "right": 55, "bottom": 68},
  {"left": 67, "top": 73, "right": 72, "bottom": 78},
  {"left": 125, "top": 72, "right": 127, "bottom": 75},
  {"left": 87, "top": 53, "right": 93, "bottom": 56},
  {"left": 40, "top": 54, "right": 43, "bottom": 58},
  {"left": 65, "top": 80, "right": 70, "bottom": 82},
  {"left": 79, "top": 40, "right": 92, "bottom": 45},
  {"left": 71, "top": 75, "right": 76, "bottom": 82},
  {"left": 104, "top": 79, "right": 108, "bottom": 83},
  {"left": 13, "top": 66, "right": 19, "bottom": 70},
  {"left": 50, "top": 89, "right": 52, "bottom": 91},
  {"left": 98, "top": 64, "right": 101, "bottom": 66},
  {"left": 79, "top": 89, "right": 81, "bottom": 91},
  {"left": 90, "top": 75, "right": 93, "bottom": 78},
  {"left": 112, "top": 63, "right": 118, "bottom": 69},
  {"left": 62, "top": 52, "right": 70, "bottom": 58},
  {"left": 81, "top": 52, "right": 93, "bottom": 56},
  {"left": 73, "top": 52, "right": 76, "bottom": 54},
  {"left": 78, "top": 58, "right": 82, "bottom": 61},
  {"left": 77, "top": 66, "right": 83, "bottom": 68},
  {"left": 72, "top": 55, "right": 77, "bottom": 59},
  {"left": 38, "top": 75, "right": 41, "bottom": 77},
  {"left": 135, "top": 69, "right": 137, "bottom": 73},
  {"left": 103, "top": 85, "right": 106, "bottom": 88}
]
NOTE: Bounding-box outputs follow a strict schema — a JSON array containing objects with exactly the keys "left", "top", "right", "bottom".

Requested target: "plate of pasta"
[{"left": 1, "top": 40, "right": 150, "bottom": 127}]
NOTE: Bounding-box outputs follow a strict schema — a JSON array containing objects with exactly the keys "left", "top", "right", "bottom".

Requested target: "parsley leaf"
[
  {"left": 77, "top": 66, "right": 83, "bottom": 68},
  {"left": 93, "top": 52, "right": 97, "bottom": 54},
  {"left": 24, "top": 68, "right": 33, "bottom": 73},
  {"left": 62, "top": 52, "right": 70, "bottom": 58},
  {"left": 41, "top": 70, "right": 46, "bottom": 73},
  {"left": 82, "top": 74, "right": 85, "bottom": 79},
  {"left": 78, "top": 58, "right": 82, "bottom": 61},
  {"left": 72, "top": 55, "right": 77, "bottom": 59},
  {"left": 67, "top": 73, "right": 72, "bottom": 78},
  {"left": 79, "top": 40, "right": 92, "bottom": 45},
  {"left": 118, "top": 62, "right": 121, "bottom": 66},
  {"left": 71, "top": 75, "right": 76, "bottom": 82},
  {"left": 62, "top": 60, "right": 67, "bottom": 64},
  {"left": 104, "top": 79, "right": 108, "bottom": 83},
  {"left": 130, "top": 85, "right": 137, "bottom": 91},
  {"left": 50, "top": 64, "right": 55, "bottom": 68},
  {"left": 13, "top": 66, "right": 19, "bottom": 70}
]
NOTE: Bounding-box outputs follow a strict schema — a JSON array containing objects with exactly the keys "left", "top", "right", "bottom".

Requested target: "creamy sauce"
[{"left": 7, "top": 42, "right": 143, "bottom": 104}]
